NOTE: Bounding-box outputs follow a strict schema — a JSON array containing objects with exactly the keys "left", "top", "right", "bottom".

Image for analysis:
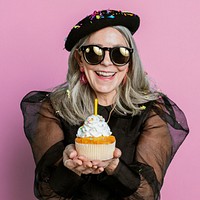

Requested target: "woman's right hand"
[{"left": 63, "top": 144, "right": 104, "bottom": 175}]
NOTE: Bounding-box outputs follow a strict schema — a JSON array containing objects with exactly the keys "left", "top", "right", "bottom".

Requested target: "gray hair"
[{"left": 50, "top": 26, "right": 159, "bottom": 125}]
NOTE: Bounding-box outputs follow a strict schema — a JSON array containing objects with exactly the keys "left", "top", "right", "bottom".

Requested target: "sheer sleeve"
[
  {"left": 128, "top": 96, "right": 189, "bottom": 199},
  {"left": 133, "top": 110, "right": 172, "bottom": 199},
  {"left": 21, "top": 91, "right": 84, "bottom": 199},
  {"left": 21, "top": 91, "right": 64, "bottom": 164},
  {"left": 96, "top": 95, "right": 189, "bottom": 200}
]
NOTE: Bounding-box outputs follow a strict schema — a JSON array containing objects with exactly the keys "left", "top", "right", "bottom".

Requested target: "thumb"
[
  {"left": 113, "top": 148, "right": 122, "bottom": 158},
  {"left": 63, "top": 144, "right": 77, "bottom": 159}
]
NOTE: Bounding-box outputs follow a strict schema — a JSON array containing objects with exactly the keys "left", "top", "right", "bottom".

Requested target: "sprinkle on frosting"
[{"left": 76, "top": 115, "right": 112, "bottom": 138}]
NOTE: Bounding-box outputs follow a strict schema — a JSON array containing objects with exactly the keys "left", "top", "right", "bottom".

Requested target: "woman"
[{"left": 21, "top": 9, "right": 189, "bottom": 200}]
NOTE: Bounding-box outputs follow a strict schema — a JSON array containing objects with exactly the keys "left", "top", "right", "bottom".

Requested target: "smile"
[{"left": 95, "top": 71, "right": 116, "bottom": 77}]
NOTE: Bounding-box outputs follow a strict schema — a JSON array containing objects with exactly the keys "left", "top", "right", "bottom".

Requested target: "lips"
[{"left": 95, "top": 71, "right": 116, "bottom": 77}]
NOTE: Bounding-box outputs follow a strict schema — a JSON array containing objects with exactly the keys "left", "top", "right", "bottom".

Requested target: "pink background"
[{"left": 0, "top": 0, "right": 199, "bottom": 199}]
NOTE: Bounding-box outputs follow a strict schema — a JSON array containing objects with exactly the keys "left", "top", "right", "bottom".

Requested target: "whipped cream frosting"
[{"left": 77, "top": 115, "right": 112, "bottom": 138}]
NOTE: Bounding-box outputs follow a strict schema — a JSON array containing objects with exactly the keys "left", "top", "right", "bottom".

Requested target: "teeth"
[{"left": 96, "top": 71, "right": 115, "bottom": 77}]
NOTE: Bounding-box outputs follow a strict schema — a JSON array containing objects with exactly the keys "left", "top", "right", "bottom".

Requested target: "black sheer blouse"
[{"left": 20, "top": 91, "right": 189, "bottom": 200}]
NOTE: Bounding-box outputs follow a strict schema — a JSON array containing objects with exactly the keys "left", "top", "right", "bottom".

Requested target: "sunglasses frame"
[{"left": 79, "top": 45, "right": 133, "bottom": 66}]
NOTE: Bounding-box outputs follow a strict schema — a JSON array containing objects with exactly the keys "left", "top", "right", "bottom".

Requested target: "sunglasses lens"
[
  {"left": 111, "top": 47, "right": 131, "bottom": 66},
  {"left": 83, "top": 46, "right": 104, "bottom": 64}
]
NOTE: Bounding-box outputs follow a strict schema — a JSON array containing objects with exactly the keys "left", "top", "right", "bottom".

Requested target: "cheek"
[
  {"left": 82, "top": 61, "right": 93, "bottom": 73},
  {"left": 82, "top": 66, "right": 95, "bottom": 81},
  {"left": 83, "top": 65, "right": 93, "bottom": 74},
  {"left": 117, "top": 65, "right": 129, "bottom": 72}
]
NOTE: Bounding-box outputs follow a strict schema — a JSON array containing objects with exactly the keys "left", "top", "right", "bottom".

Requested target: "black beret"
[{"left": 65, "top": 9, "right": 140, "bottom": 51}]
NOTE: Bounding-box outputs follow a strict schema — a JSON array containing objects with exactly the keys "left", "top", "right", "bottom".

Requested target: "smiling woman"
[
  {"left": 20, "top": 9, "right": 189, "bottom": 200},
  {"left": 76, "top": 27, "right": 130, "bottom": 105}
]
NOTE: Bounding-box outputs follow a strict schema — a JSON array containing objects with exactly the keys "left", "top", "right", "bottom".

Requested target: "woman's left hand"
[{"left": 91, "top": 148, "right": 122, "bottom": 175}]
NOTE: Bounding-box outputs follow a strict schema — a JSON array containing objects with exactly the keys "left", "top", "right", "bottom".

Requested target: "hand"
[
  {"left": 63, "top": 144, "right": 106, "bottom": 175},
  {"left": 92, "top": 148, "right": 122, "bottom": 175}
]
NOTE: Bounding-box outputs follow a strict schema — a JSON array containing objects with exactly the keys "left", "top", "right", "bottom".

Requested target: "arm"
[
  {"left": 133, "top": 111, "right": 172, "bottom": 199},
  {"left": 96, "top": 110, "right": 172, "bottom": 200},
  {"left": 21, "top": 93, "right": 84, "bottom": 199}
]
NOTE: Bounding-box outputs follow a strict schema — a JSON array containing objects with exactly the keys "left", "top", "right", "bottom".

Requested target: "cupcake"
[{"left": 75, "top": 114, "right": 116, "bottom": 160}]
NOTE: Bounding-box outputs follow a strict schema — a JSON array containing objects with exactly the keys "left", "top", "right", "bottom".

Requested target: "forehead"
[{"left": 86, "top": 27, "right": 128, "bottom": 46}]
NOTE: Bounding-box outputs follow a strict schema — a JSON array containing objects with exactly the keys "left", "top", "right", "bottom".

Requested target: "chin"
[{"left": 95, "top": 88, "right": 116, "bottom": 95}]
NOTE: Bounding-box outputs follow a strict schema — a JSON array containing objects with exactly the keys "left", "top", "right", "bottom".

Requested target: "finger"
[
  {"left": 63, "top": 144, "right": 77, "bottom": 159},
  {"left": 77, "top": 156, "right": 93, "bottom": 168},
  {"left": 73, "top": 158, "right": 83, "bottom": 166},
  {"left": 92, "top": 165, "right": 98, "bottom": 169},
  {"left": 91, "top": 167, "right": 104, "bottom": 174},
  {"left": 92, "top": 159, "right": 111, "bottom": 168},
  {"left": 91, "top": 160, "right": 101, "bottom": 166},
  {"left": 75, "top": 166, "right": 93, "bottom": 174},
  {"left": 64, "top": 144, "right": 75, "bottom": 152},
  {"left": 78, "top": 155, "right": 91, "bottom": 162},
  {"left": 113, "top": 148, "right": 122, "bottom": 158},
  {"left": 64, "top": 158, "right": 83, "bottom": 169},
  {"left": 64, "top": 159, "right": 75, "bottom": 168},
  {"left": 82, "top": 161, "right": 93, "bottom": 168}
]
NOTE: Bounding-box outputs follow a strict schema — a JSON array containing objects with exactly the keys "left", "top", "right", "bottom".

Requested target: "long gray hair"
[{"left": 50, "top": 26, "right": 159, "bottom": 125}]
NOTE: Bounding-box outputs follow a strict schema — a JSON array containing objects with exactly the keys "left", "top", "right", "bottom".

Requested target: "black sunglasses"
[{"left": 79, "top": 45, "right": 133, "bottom": 66}]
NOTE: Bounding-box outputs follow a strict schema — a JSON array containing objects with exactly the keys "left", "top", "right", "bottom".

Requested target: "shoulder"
[
  {"left": 142, "top": 93, "right": 180, "bottom": 115},
  {"left": 21, "top": 91, "right": 51, "bottom": 104},
  {"left": 147, "top": 94, "right": 189, "bottom": 134},
  {"left": 20, "top": 90, "right": 56, "bottom": 117}
]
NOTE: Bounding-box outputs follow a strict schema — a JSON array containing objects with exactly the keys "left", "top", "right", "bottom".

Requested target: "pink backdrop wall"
[{"left": 1, "top": 0, "right": 199, "bottom": 199}]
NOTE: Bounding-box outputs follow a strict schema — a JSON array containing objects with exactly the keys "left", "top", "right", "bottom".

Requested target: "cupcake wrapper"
[{"left": 75, "top": 142, "right": 116, "bottom": 160}]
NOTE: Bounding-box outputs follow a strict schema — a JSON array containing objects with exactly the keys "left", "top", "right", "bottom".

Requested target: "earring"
[
  {"left": 79, "top": 67, "right": 88, "bottom": 84},
  {"left": 122, "top": 74, "right": 127, "bottom": 85},
  {"left": 80, "top": 72, "right": 88, "bottom": 84}
]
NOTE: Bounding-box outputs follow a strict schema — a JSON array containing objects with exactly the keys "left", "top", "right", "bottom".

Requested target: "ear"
[{"left": 74, "top": 49, "right": 83, "bottom": 67}]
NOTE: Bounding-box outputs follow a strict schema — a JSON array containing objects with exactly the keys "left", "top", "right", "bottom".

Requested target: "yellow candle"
[{"left": 94, "top": 98, "right": 98, "bottom": 115}]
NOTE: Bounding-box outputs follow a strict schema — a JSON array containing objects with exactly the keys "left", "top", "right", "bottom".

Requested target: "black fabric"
[
  {"left": 20, "top": 91, "right": 189, "bottom": 200},
  {"left": 34, "top": 141, "right": 65, "bottom": 198},
  {"left": 65, "top": 9, "right": 140, "bottom": 51},
  {"left": 96, "top": 160, "right": 141, "bottom": 196}
]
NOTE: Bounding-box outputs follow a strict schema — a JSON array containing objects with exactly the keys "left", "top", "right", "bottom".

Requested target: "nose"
[{"left": 101, "top": 51, "right": 113, "bottom": 66}]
